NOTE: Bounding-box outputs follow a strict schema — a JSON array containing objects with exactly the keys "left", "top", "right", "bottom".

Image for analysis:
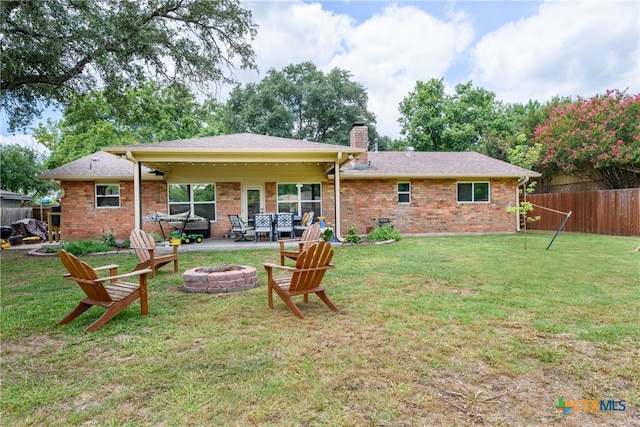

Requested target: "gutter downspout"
[
  {"left": 334, "top": 154, "right": 343, "bottom": 241},
  {"left": 49, "top": 179, "right": 65, "bottom": 201},
  {"left": 126, "top": 151, "right": 142, "bottom": 230},
  {"left": 516, "top": 176, "right": 530, "bottom": 232}
]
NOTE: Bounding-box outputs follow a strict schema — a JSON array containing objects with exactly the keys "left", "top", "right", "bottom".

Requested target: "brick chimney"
[{"left": 349, "top": 122, "right": 368, "bottom": 168}]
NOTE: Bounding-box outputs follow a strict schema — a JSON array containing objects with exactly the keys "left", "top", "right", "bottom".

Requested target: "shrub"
[
  {"left": 367, "top": 224, "right": 401, "bottom": 242},
  {"left": 101, "top": 232, "right": 117, "bottom": 247},
  {"left": 343, "top": 226, "right": 362, "bottom": 244},
  {"left": 61, "top": 239, "right": 116, "bottom": 255}
]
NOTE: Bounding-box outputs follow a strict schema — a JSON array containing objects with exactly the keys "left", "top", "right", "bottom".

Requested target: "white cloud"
[
  {"left": 328, "top": 4, "right": 473, "bottom": 137},
  {"left": 254, "top": 2, "right": 353, "bottom": 71},
  {"left": 242, "top": 1, "right": 474, "bottom": 138},
  {"left": 0, "top": 134, "right": 49, "bottom": 155},
  {"left": 231, "top": 1, "right": 354, "bottom": 87},
  {"left": 470, "top": 1, "right": 640, "bottom": 103}
]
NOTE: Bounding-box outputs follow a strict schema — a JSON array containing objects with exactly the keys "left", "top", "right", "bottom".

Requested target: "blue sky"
[
  {"left": 318, "top": 1, "right": 541, "bottom": 31},
  {"left": 2, "top": 0, "right": 639, "bottom": 148}
]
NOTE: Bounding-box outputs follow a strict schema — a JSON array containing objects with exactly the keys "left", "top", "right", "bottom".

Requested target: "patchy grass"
[{"left": 1, "top": 233, "right": 639, "bottom": 426}]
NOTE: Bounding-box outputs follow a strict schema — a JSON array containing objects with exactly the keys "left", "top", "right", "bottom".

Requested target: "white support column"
[
  {"left": 127, "top": 151, "right": 142, "bottom": 230},
  {"left": 334, "top": 158, "right": 342, "bottom": 241}
]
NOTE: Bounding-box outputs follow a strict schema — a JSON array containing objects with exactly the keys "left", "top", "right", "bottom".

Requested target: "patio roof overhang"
[{"left": 103, "top": 142, "right": 365, "bottom": 173}]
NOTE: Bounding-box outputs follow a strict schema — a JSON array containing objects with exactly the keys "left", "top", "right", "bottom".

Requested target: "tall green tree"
[
  {"left": 398, "top": 78, "right": 504, "bottom": 152},
  {"left": 1, "top": 0, "right": 257, "bottom": 131},
  {"left": 34, "top": 81, "right": 226, "bottom": 169},
  {"left": 475, "top": 100, "right": 545, "bottom": 163},
  {"left": 223, "top": 62, "right": 377, "bottom": 146},
  {"left": 533, "top": 90, "right": 640, "bottom": 189},
  {"left": 501, "top": 97, "right": 571, "bottom": 169},
  {"left": 397, "top": 78, "right": 447, "bottom": 151},
  {"left": 444, "top": 81, "right": 500, "bottom": 151},
  {"left": 224, "top": 82, "right": 294, "bottom": 137},
  {"left": 0, "top": 144, "right": 52, "bottom": 199}
]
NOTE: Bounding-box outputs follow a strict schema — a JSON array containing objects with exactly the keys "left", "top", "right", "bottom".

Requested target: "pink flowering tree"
[{"left": 533, "top": 90, "right": 640, "bottom": 189}]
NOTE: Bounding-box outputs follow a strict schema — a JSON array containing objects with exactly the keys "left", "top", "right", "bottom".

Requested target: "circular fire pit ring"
[{"left": 182, "top": 264, "right": 259, "bottom": 293}]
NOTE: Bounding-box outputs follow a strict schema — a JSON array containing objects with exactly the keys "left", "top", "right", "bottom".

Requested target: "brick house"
[{"left": 38, "top": 124, "right": 540, "bottom": 241}]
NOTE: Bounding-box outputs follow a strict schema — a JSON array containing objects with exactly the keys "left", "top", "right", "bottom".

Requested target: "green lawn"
[{"left": 1, "top": 233, "right": 638, "bottom": 426}]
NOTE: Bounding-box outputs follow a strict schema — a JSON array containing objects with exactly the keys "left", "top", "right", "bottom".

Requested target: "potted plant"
[{"left": 322, "top": 227, "right": 333, "bottom": 242}]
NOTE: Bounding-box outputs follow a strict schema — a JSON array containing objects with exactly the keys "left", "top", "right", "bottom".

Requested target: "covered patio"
[{"left": 102, "top": 133, "right": 364, "bottom": 241}]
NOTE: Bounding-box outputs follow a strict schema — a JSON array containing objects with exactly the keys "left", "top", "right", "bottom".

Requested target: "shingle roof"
[
  {"left": 37, "top": 151, "right": 155, "bottom": 180},
  {"left": 340, "top": 151, "right": 541, "bottom": 178},
  {"left": 39, "top": 135, "right": 540, "bottom": 180}
]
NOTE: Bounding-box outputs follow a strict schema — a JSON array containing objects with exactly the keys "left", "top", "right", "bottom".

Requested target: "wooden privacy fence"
[
  {"left": 527, "top": 189, "right": 640, "bottom": 236},
  {"left": 1, "top": 208, "right": 33, "bottom": 226}
]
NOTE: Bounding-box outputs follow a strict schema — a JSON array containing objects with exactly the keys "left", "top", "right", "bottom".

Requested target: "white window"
[
  {"left": 277, "top": 183, "right": 322, "bottom": 215},
  {"left": 168, "top": 184, "right": 216, "bottom": 220},
  {"left": 95, "top": 184, "right": 120, "bottom": 208},
  {"left": 457, "top": 182, "right": 490, "bottom": 203},
  {"left": 398, "top": 182, "right": 411, "bottom": 204}
]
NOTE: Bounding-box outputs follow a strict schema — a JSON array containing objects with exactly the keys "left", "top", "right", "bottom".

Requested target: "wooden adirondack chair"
[
  {"left": 129, "top": 229, "right": 179, "bottom": 278},
  {"left": 57, "top": 250, "right": 151, "bottom": 332},
  {"left": 263, "top": 240, "right": 338, "bottom": 319},
  {"left": 279, "top": 222, "right": 322, "bottom": 265}
]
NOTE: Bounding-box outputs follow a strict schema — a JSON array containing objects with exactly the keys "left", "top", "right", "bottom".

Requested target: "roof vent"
[{"left": 405, "top": 146, "right": 414, "bottom": 157}]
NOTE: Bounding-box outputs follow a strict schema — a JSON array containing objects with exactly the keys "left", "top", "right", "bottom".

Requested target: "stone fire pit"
[{"left": 182, "top": 264, "right": 259, "bottom": 293}]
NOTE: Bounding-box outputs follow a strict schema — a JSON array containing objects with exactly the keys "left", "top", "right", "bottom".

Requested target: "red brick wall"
[
  {"left": 60, "top": 178, "right": 518, "bottom": 241},
  {"left": 264, "top": 182, "right": 277, "bottom": 213},
  {"left": 321, "top": 182, "right": 336, "bottom": 227},
  {"left": 338, "top": 178, "right": 518, "bottom": 235},
  {"left": 210, "top": 182, "right": 239, "bottom": 237},
  {"left": 60, "top": 180, "right": 167, "bottom": 241}
]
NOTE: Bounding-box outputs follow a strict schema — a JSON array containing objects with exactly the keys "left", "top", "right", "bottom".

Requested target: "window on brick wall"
[
  {"left": 277, "top": 183, "right": 322, "bottom": 216},
  {"left": 168, "top": 184, "right": 216, "bottom": 220},
  {"left": 95, "top": 184, "right": 120, "bottom": 207},
  {"left": 397, "top": 182, "right": 411, "bottom": 203},
  {"left": 457, "top": 182, "right": 490, "bottom": 203}
]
